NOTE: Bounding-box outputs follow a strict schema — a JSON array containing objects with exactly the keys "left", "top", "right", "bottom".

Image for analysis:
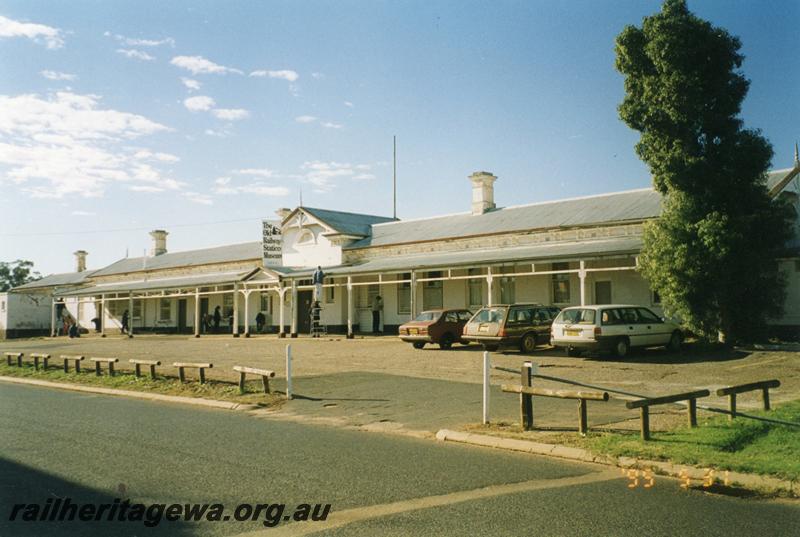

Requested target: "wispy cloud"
[
  {"left": 235, "top": 168, "right": 274, "bottom": 178},
  {"left": 181, "top": 78, "right": 201, "bottom": 91},
  {"left": 321, "top": 122, "right": 343, "bottom": 130},
  {"left": 170, "top": 55, "right": 242, "bottom": 75},
  {"left": 299, "top": 161, "right": 371, "bottom": 193},
  {"left": 70, "top": 210, "right": 95, "bottom": 216},
  {"left": 0, "top": 92, "right": 177, "bottom": 198},
  {"left": 133, "top": 150, "right": 180, "bottom": 163},
  {"left": 344, "top": 101, "right": 354, "bottom": 108},
  {"left": 183, "top": 95, "right": 215, "bottom": 112},
  {"left": 104, "top": 32, "right": 175, "bottom": 47},
  {"left": 183, "top": 191, "right": 213, "bottom": 205},
  {"left": 211, "top": 175, "right": 288, "bottom": 196},
  {"left": 41, "top": 70, "right": 77, "bottom": 81},
  {"left": 116, "top": 48, "right": 155, "bottom": 61},
  {"left": 249, "top": 69, "right": 299, "bottom": 82},
  {"left": 311, "top": 72, "right": 324, "bottom": 80},
  {"left": 295, "top": 115, "right": 317, "bottom": 124},
  {"left": 211, "top": 108, "right": 249, "bottom": 121},
  {"left": 0, "top": 15, "right": 63, "bottom": 49}
]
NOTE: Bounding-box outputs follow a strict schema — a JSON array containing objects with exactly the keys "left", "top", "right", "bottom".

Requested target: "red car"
[{"left": 398, "top": 309, "right": 474, "bottom": 349}]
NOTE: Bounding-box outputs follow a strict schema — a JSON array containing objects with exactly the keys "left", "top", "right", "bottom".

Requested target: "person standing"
[
  {"left": 371, "top": 295, "right": 383, "bottom": 334},
  {"left": 312, "top": 266, "right": 325, "bottom": 302},
  {"left": 255, "top": 311, "right": 266, "bottom": 333},
  {"left": 213, "top": 305, "right": 222, "bottom": 333},
  {"left": 121, "top": 309, "right": 130, "bottom": 335}
]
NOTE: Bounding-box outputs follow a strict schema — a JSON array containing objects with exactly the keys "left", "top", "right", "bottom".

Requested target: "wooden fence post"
[{"left": 520, "top": 363, "right": 533, "bottom": 431}]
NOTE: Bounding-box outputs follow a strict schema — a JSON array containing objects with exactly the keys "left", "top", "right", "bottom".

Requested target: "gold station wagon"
[{"left": 462, "top": 303, "right": 561, "bottom": 353}]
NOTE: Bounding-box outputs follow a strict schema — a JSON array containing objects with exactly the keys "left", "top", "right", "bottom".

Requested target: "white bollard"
[
  {"left": 482, "top": 351, "right": 490, "bottom": 425},
  {"left": 286, "top": 344, "right": 293, "bottom": 400}
]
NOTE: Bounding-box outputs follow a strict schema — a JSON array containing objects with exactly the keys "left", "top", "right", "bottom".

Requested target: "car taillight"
[
  {"left": 420, "top": 328, "right": 427, "bottom": 334},
  {"left": 594, "top": 326, "right": 602, "bottom": 338},
  {"left": 499, "top": 328, "right": 507, "bottom": 337}
]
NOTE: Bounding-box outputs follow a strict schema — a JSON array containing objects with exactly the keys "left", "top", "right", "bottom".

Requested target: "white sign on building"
[{"left": 262, "top": 220, "right": 282, "bottom": 267}]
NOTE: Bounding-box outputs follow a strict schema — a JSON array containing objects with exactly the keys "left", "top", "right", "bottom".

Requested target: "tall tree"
[
  {"left": 615, "top": 0, "right": 793, "bottom": 343},
  {"left": 0, "top": 260, "right": 41, "bottom": 292}
]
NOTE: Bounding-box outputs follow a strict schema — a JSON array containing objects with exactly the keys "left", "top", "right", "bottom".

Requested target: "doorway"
[
  {"left": 178, "top": 299, "right": 188, "bottom": 333},
  {"left": 297, "top": 290, "right": 313, "bottom": 334},
  {"left": 595, "top": 281, "right": 612, "bottom": 305}
]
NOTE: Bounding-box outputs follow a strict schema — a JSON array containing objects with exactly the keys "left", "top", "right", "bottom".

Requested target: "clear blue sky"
[{"left": 0, "top": 0, "right": 797, "bottom": 275}]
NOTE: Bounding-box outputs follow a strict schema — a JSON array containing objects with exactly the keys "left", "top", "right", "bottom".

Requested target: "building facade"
[{"left": 6, "top": 162, "right": 800, "bottom": 340}]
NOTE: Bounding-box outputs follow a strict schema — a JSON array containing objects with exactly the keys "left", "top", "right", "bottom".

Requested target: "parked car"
[
  {"left": 550, "top": 304, "right": 682, "bottom": 357},
  {"left": 398, "top": 309, "right": 474, "bottom": 349},
  {"left": 462, "top": 303, "right": 561, "bottom": 353}
]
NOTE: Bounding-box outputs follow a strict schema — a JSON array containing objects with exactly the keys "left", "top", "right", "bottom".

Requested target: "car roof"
[
  {"left": 559, "top": 304, "right": 650, "bottom": 310},
  {"left": 478, "top": 303, "right": 545, "bottom": 308}
]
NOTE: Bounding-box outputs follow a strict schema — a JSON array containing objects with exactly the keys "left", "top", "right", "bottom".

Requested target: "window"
[
  {"left": 260, "top": 293, "right": 272, "bottom": 314},
  {"left": 1, "top": 300, "right": 5, "bottom": 312},
  {"left": 601, "top": 309, "right": 623, "bottom": 325},
  {"left": 651, "top": 290, "right": 662, "bottom": 305},
  {"left": 473, "top": 307, "right": 506, "bottom": 323},
  {"left": 637, "top": 308, "right": 661, "bottom": 323},
  {"left": 397, "top": 273, "right": 411, "bottom": 314},
  {"left": 552, "top": 262, "right": 571, "bottom": 304},
  {"left": 360, "top": 284, "right": 379, "bottom": 309},
  {"left": 595, "top": 281, "right": 612, "bottom": 305},
  {"left": 467, "top": 268, "right": 483, "bottom": 308},
  {"left": 132, "top": 300, "right": 142, "bottom": 320},
  {"left": 457, "top": 310, "right": 473, "bottom": 322},
  {"left": 326, "top": 282, "right": 335, "bottom": 304},
  {"left": 223, "top": 294, "right": 234, "bottom": 317},
  {"left": 445, "top": 311, "right": 459, "bottom": 323},
  {"left": 159, "top": 298, "right": 171, "bottom": 321},
  {"left": 557, "top": 308, "right": 595, "bottom": 324},
  {"left": 507, "top": 306, "right": 532, "bottom": 325},
  {"left": 422, "top": 271, "right": 443, "bottom": 310},
  {"left": 499, "top": 277, "right": 515, "bottom": 304}
]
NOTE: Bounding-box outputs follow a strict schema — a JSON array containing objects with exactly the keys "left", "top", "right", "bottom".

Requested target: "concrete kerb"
[
  {"left": 0, "top": 376, "right": 260, "bottom": 411},
  {"left": 435, "top": 429, "right": 797, "bottom": 497}
]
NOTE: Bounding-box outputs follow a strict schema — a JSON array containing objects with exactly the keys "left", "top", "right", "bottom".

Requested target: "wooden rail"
[
  {"left": 29, "top": 353, "right": 51, "bottom": 370},
  {"left": 60, "top": 355, "right": 85, "bottom": 373},
  {"left": 4, "top": 352, "right": 22, "bottom": 367},
  {"left": 716, "top": 379, "right": 780, "bottom": 420},
  {"left": 626, "top": 389, "right": 710, "bottom": 440},
  {"left": 90, "top": 357, "right": 119, "bottom": 376},
  {"left": 501, "top": 383, "right": 610, "bottom": 435},
  {"left": 130, "top": 359, "right": 161, "bottom": 379},
  {"left": 173, "top": 362, "right": 213, "bottom": 384},
  {"left": 233, "top": 366, "right": 276, "bottom": 394}
]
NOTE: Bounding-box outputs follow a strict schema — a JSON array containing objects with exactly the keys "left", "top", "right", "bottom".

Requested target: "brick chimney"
[
  {"left": 470, "top": 171, "right": 497, "bottom": 215},
  {"left": 149, "top": 229, "right": 168, "bottom": 256},
  {"left": 73, "top": 250, "right": 88, "bottom": 272}
]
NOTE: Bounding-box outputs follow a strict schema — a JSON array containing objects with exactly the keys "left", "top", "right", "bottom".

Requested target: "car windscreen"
[
  {"left": 414, "top": 311, "right": 441, "bottom": 322},
  {"left": 556, "top": 308, "right": 596, "bottom": 324},
  {"left": 471, "top": 307, "right": 506, "bottom": 323}
]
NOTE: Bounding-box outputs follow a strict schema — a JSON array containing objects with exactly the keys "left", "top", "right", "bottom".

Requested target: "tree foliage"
[
  {"left": 0, "top": 260, "right": 41, "bottom": 292},
  {"left": 615, "top": 0, "right": 793, "bottom": 342}
]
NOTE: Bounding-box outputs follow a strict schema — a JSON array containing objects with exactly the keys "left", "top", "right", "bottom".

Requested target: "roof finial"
[{"left": 795, "top": 142, "right": 799, "bottom": 167}]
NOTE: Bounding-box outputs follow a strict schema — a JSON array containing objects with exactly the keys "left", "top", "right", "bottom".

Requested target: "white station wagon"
[{"left": 550, "top": 304, "right": 682, "bottom": 357}]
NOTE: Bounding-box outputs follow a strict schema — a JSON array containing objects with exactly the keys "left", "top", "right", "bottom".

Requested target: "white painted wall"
[
  {"left": 281, "top": 223, "right": 343, "bottom": 268},
  {"left": 0, "top": 292, "right": 51, "bottom": 336}
]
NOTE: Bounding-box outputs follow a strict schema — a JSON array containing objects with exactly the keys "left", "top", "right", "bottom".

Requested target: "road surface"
[{"left": 1, "top": 382, "right": 798, "bottom": 536}]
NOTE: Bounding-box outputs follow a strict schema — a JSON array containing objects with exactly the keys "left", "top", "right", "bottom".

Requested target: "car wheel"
[
  {"left": 567, "top": 347, "right": 583, "bottom": 357},
  {"left": 614, "top": 338, "right": 630, "bottom": 358},
  {"left": 483, "top": 344, "right": 499, "bottom": 352},
  {"left": 412, "top": 342, "right": 425, "bottom": 349},
  {"left": 520, "top": 333, "right": 537, "bottom": 354},
  {"left": 439, "top": 333, "right": 454, "bottom": 350},
  {"left": 667, "top": 331, "right": 682, "bottom": 352}
]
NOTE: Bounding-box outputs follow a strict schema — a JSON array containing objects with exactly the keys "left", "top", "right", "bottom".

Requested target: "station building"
[{"left": 4, "top": 162, "right": 799, "bottom": 340}]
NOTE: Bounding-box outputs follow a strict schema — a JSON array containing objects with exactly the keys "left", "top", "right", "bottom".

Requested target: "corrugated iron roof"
[
  {"left": 12, "top": 270, "right": 96, "bottom": 291},
  {"left": 345, "top": 188, "right": 661, "bottom": 249},
  {"left": 301, "top": 207, "right": 396, "bottom": 236},
  {"left": 56, "top": 269, "right": 257, "bottom": 297},
  {"left": 285, "top": 236, "right": 642, "bottom": 277},
  {"left": 90, "top": 241, "right": 262, "bottom": 277}
]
